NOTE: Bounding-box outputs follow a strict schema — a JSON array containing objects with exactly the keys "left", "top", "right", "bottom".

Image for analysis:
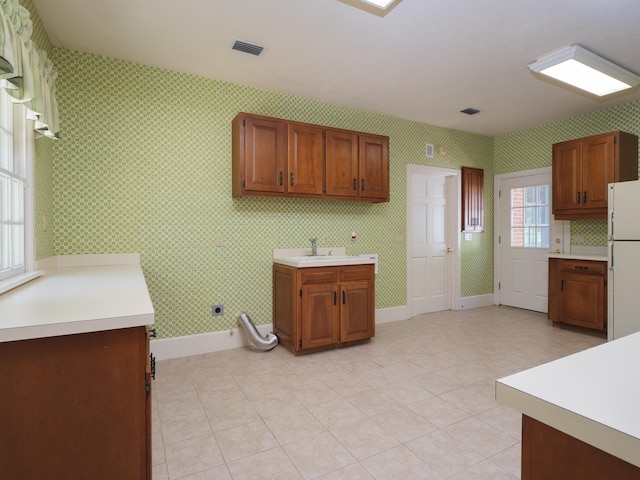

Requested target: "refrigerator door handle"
[
  {"left": 610, "top": 211, "right": 614, "bottom": 238},
  {"left": 610, "top": 243, "right": 614, "bottom": 270}
]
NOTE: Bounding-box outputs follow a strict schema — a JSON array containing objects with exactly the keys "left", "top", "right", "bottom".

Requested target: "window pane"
[
  {"left": 510, "top": 183, "right": 551, "bottom": 249},
  {"left": 511, "top": 188, "right": 523, "bottom": 207}
]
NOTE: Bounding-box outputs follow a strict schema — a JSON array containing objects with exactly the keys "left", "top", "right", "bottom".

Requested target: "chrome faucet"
[{"left": 310, "top": 237, "right": 318, "bottom": 256}]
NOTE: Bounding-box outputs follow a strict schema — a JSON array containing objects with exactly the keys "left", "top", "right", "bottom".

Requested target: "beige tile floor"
[{"left": 151, "top": 306, "right": 604, "bottom": 479}]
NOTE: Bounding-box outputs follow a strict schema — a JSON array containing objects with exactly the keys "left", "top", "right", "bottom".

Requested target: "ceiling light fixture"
[
  {"left": 528, "top": 45, "right": 640, "bottom": 97},
  {"left": 338, "top": 0, "right": 403, "bottom": 17}
]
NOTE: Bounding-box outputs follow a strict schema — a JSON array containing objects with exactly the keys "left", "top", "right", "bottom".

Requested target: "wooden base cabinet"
[
  {"left": 522, "top": 415, "right": 640, "bottom": 479},
  {"left": 548, "top": 258, "right": 607, "bottom": 334},
  {"left": 273, "top": 264, "right": 375, "bottom": 354},
  {"left": 0, "top": 327, "right": 151, "bottom": 480}
]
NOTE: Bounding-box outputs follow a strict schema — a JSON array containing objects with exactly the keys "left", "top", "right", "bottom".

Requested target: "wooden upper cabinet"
[
  {"left": 232, "top": 112, "right": 389, "bottom": 202},
  {"left": 232, "top": 114, "right": 286, "bottom": 195},
  {"left": 461, "top": 167, "right": 484, "bottom": 232},
  {"left": 325, "top": 129, "right": 359, "bottom": 198},
  {"left": 359, "top": 134, "right": 390, "bottom": 202},
  {"left": 552, "top": 131, "right": 638, "bottom": 219},
  {"left": 288, "top": 123, "right": 324, "bottom": 195}
]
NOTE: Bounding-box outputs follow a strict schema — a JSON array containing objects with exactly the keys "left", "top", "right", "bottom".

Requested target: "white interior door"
[
  {"left": 407, "top": 165, "right": 460, "bottom": 315},
  {"left": 496, "top": 169, "right": 563, "bottom": 312}
]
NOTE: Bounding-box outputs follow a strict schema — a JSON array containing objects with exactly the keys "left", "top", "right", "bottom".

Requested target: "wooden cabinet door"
[
  {"left": 359, "top": 135, "right": 390, "bottom": 201},
  {"left": 340, "top": 280, "right": 374, "bottom": 342},
  {"left": 272, "top": 264, "right": 297, "bottom": 351},
  {"left": 301, "top": 283, "right": 340, "bottom": 350},
  {"left": 325, "top": 129, "right": 359, "bottom": 197},
  {"left": 287, "top": 123, "right": 324, "bottom": 195},
  {"left": 560, "top": 272, "right": 606, "bottom": 331},
  {"left": 582, "top": 133, "right": 614, "bottom": 210},
  {"left": 552, "top": 140, "right": 582, "bottom": 214},
  {"left": 244, "top": 115, "right": 287, "bottom": 193},
  {"left": 461, "top": 167, "right": 484, "bottom": 232},
  {"left": 0, "top": 327, "right": 149, "bottom": 480}
]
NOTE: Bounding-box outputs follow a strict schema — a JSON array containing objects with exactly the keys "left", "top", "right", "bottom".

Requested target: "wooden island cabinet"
[{"left": 273, "top": 263, "right": 375, "bottom": 354}]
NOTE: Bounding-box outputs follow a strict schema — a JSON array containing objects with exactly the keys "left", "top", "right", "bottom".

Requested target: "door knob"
[{"left": 447, "top": 247, "right": 453, "bottom": 253}]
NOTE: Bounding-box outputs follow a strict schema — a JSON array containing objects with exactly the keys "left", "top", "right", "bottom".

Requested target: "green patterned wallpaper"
[
  {"left": 495, "top": 101, "right": 640, "bottom": 246},
  {"left": 20, "top": 0, "right": 56, "bottom": 259},
  {"left": 50, "top": 48, "right": 494, "bottom": 338}
]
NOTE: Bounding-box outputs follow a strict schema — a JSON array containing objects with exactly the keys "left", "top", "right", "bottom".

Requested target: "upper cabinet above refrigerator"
[{"left": 552, "top": 131, "right": 638, "bottom": 220}]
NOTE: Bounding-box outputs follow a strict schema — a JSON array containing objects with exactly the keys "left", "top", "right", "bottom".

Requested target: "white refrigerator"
[{"left": 608, "top": 180, "right": 640, "bottom": 340}]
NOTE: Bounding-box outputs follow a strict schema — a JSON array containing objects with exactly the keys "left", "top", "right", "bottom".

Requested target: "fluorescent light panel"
[{"left": 529, "top": 45, "right": 640, "bottom": 97}]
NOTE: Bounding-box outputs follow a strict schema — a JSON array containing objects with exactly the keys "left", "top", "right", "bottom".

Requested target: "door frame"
[
  {"left": 493, "top": 167, "right": 571, "bottom": 307},
  {"left": 406, "top": 164, "right": 462, "bottom": 315}
]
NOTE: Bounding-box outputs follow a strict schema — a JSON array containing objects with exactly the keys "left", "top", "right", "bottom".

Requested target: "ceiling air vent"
[
  {"left": 232, "top": 40, "right": 264, "bottom": 56},
  {"left": 460, "top": 107, "right": 480, "bottom": 115}
]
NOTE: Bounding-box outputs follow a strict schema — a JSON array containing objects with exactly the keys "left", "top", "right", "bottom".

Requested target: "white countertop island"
[
  {"left": 0, "top": 254, "right": 155, "bottom": 343},
  {"left": 496, "top": 331, "right": 640, "bottom": 476}
]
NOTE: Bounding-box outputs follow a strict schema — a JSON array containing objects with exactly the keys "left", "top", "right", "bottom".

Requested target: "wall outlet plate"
[{"left": 212, "top": 304, "right": 224, "bottom": 316}]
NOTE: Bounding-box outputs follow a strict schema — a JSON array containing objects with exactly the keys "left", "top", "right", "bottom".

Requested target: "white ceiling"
[{"left": 32, "top": 0, "right": 640, "bottom": 136}]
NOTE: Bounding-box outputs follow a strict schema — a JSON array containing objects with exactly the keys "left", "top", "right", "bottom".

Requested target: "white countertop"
[
  {"left": 548, "top": 253, "right": 608, "bottom": 262},
  {"left": 0, "top": 256, "right": 155, "bottom": 343},
  {"left": 273, "top": 247, "right": 377, "bottom": 268},
  {"left": 496, "top": 332, "right": 640, "bottom": 467}
]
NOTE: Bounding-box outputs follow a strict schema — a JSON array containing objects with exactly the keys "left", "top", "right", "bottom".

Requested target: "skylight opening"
[{"left": 338, "top": 0, "right": 403, "bottom": 17}]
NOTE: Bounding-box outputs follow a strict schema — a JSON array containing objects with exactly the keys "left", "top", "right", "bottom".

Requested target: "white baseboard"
[
  {"left": 150, "top": 301, "right": 493, "bottom": 360},
  {"left": 151, "top": 323, "right": 276, "bottom": 361},
  {"left": 459, "top": 294, "right": 495, "bottom": 310},
  {"left": 375, "top": 305, "right": 410, "bottom": 325},
  {"left": 152, "top": 306, "right": 411, "bottom": 360}
]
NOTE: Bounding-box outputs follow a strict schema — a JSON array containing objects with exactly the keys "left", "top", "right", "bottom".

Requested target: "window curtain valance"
[{"left": 0, "top": 0, "right": 59, "bottom": 138}]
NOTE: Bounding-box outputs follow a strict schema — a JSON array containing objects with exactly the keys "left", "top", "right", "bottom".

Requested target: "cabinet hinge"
[
  {"left": 614, "top": 136, "right": 617, "bottom": 144},
  {"left": 242, "top": 180, "right": 246, "bottom": 188},
  {"left": 299, "top": 339, "right": 302, "bottom": 349},
  {"left": 498, "top": 236, "right": 501, "bottom": 244},
  {"left": 498, "top": 190, "right": 501, "bottom": 198},
  {"left": 323, "top": 131, "right": 326, "bottom": 139},
  {"left": 145, "top": 382, "right": 151, "bottom": 395},
  {"left": 243, "top": 119, "right": 245, "bottom": 127},
  {"left": 299, "top": 289, "right": 302, "bottom": 297},
  {"left": 498, "top": 282, "right": 501, "bottom": 290}
]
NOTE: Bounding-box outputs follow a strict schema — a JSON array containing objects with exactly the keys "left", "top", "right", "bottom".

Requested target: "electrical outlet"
[{"left": 212, "top": 304, "right": 224, "bottom": 316}]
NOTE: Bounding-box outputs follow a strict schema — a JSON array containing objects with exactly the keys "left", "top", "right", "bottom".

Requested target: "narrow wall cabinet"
[
  {"left": 552, "top": 131, "right": 638, "bottom": 220},
  {"left": 461, "top": 166, "right": 484, "bottom": 232},
  {"left": 273, "top": 263, "right": 375, "bottom": 354},
  {"left": 233, "top": 112, "right": 390, "bottom": 203}
]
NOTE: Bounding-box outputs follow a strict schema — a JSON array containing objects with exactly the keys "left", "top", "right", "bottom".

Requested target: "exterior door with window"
[{"left": 498, "top": 172, "right": 561, "bottom": 312}]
